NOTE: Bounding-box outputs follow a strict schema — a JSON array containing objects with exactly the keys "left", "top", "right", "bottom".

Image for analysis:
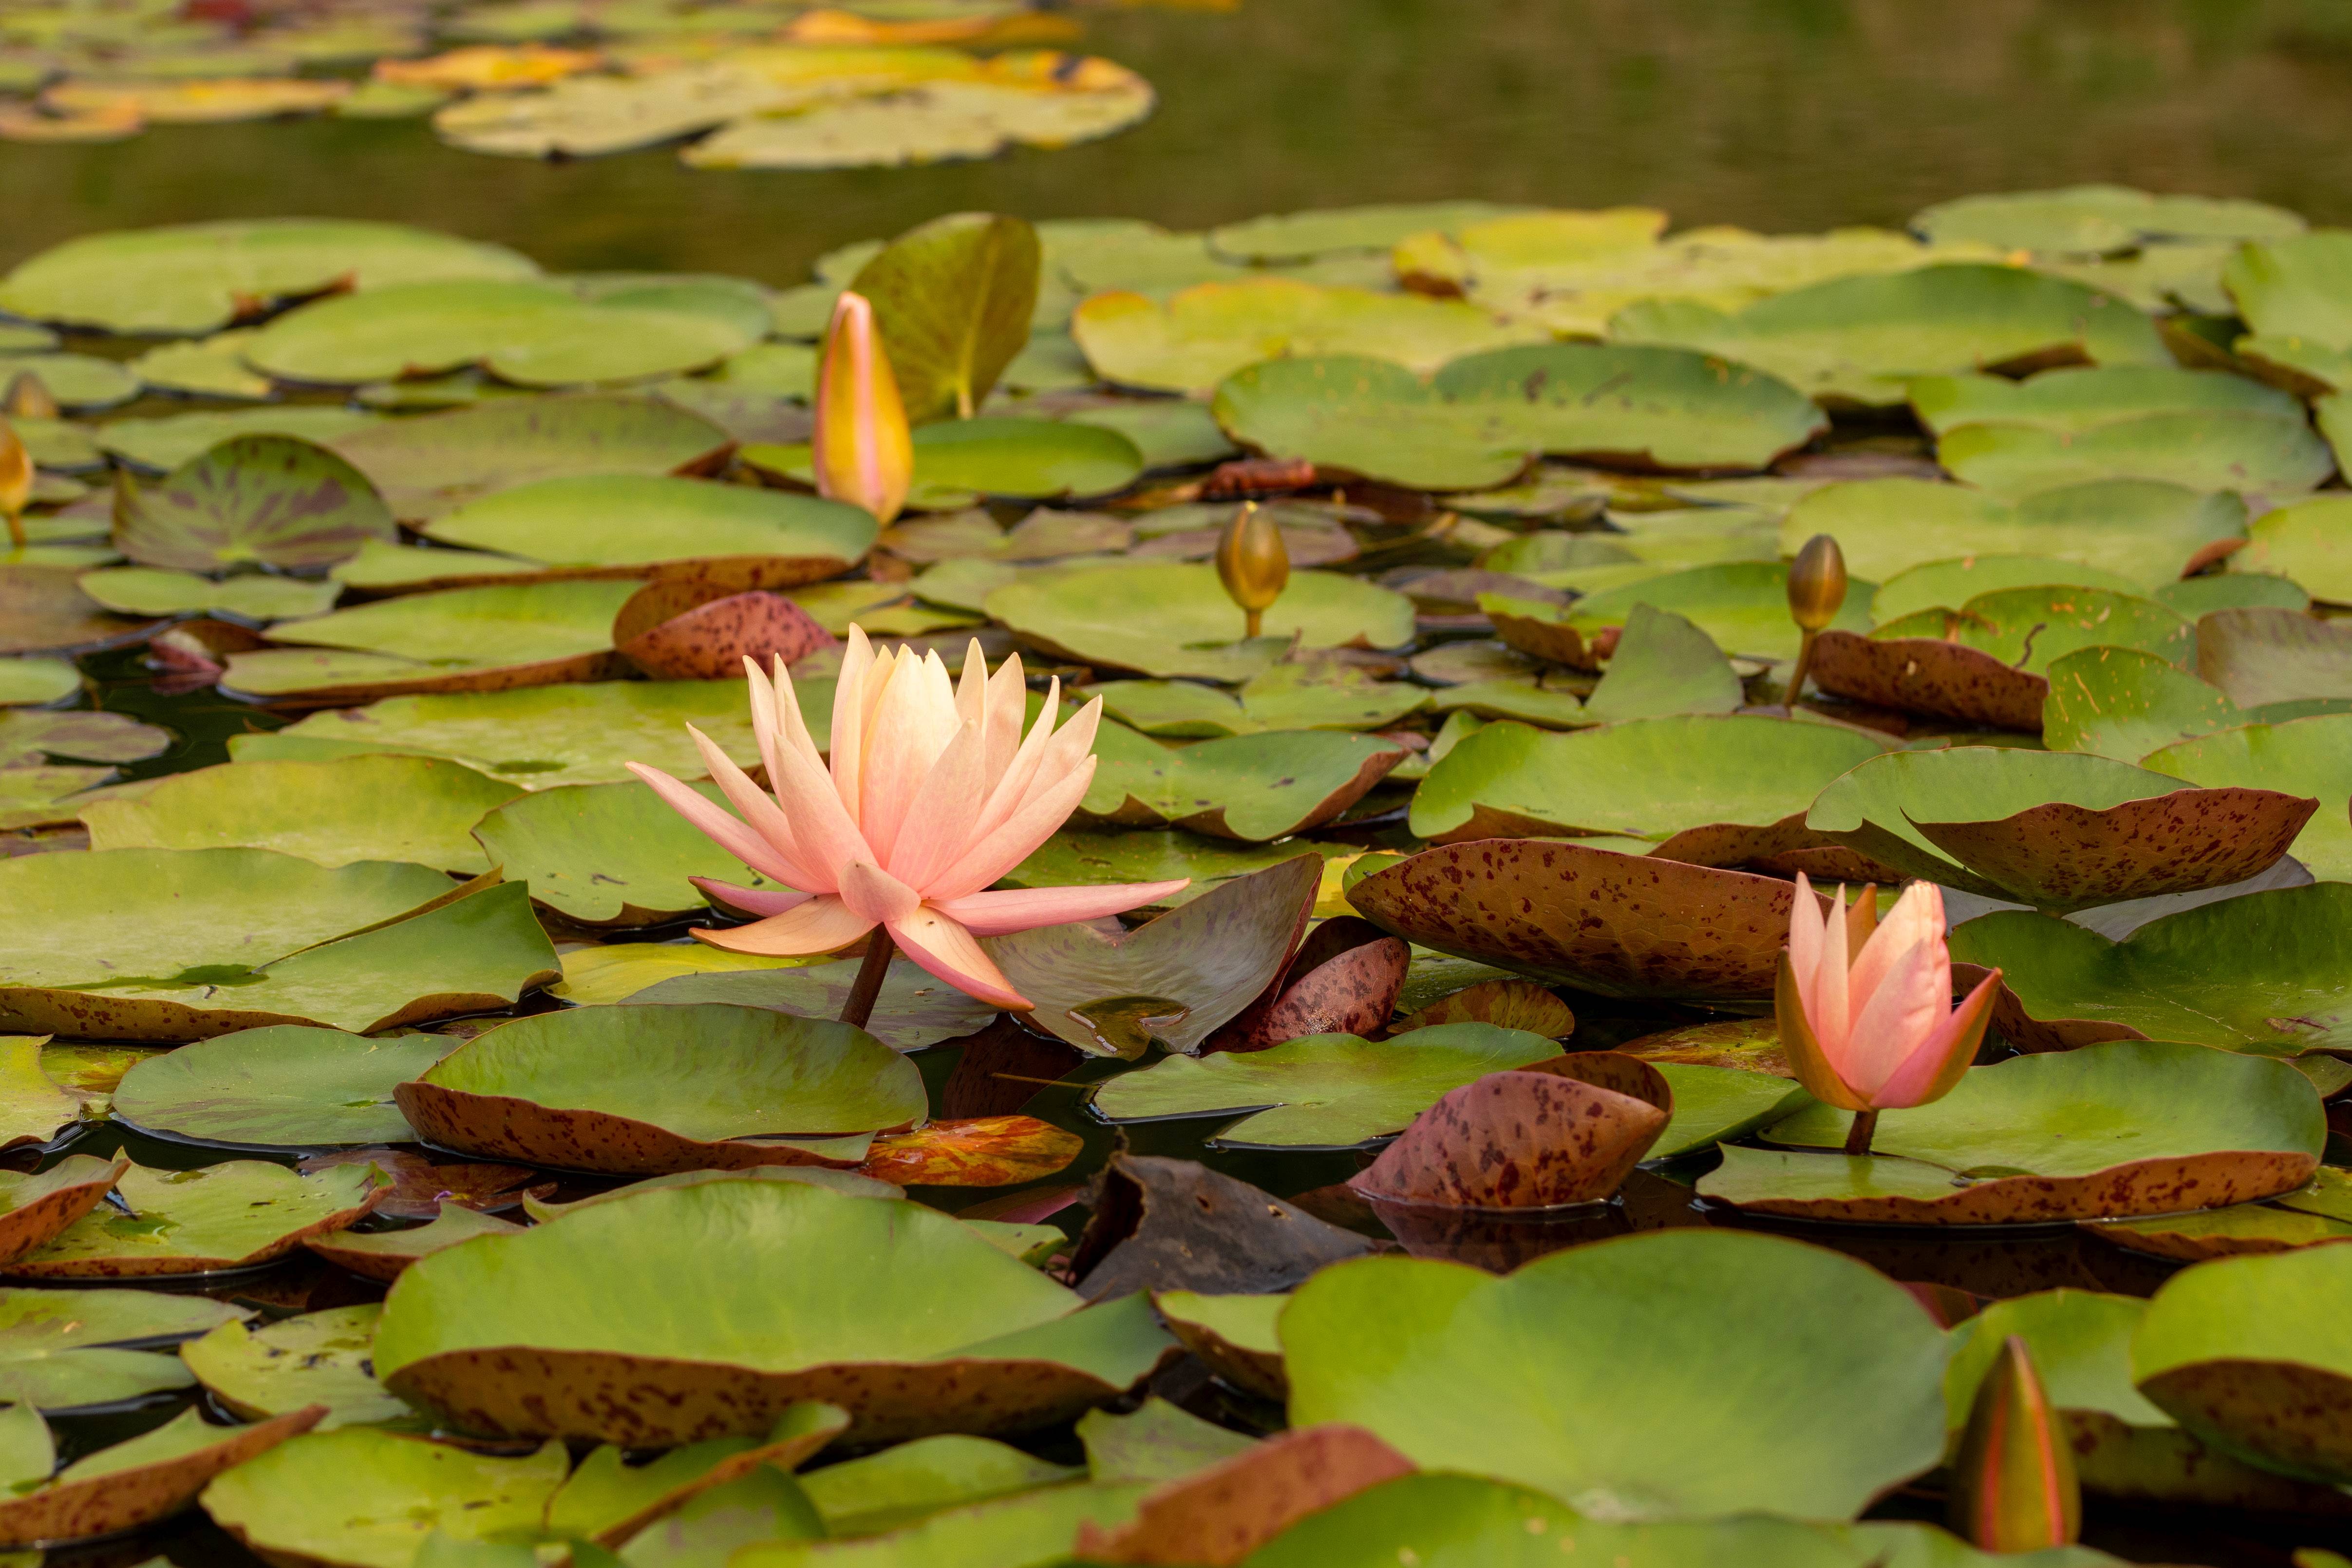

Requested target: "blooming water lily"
[
  {"left": 629, "top": 628, "right": 1186, "bottom": 1015},
  {"left": 1777, "top": 873, "right": 2002, "bottom": 1153}
]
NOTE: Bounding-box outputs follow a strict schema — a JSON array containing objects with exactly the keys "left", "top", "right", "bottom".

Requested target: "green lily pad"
[
  {"left": 986, "top": 854, "right": 1319, "bottom": 1058},
  {"left": 1002, "top": 829, "right": 1340, "bottom": 911},
  {"left": 1565, "top": 560, "right": 1874, "bottom": 661},
  {"left": 1210, "top": 344, "right": 1826, "bottom": 491},
  {"left": 111, "top": 434, "right": 396, "bottom": 575},
  {"left": 1611, "top": 263, "right": 2169, "bottom": 406},
  {"left": 1715, "top": 1040, "right": 2321, "bottom": 1223},
  {"left": 731, "top": 1477, "right": 1150, "bottom": 1568},
  {"left": 1073, "top": 279, "right": 1547, "bottom": 396},
  {"left": 745, "top": 418, "right": 1146, "bottom": 510},
  {"left": 1806, "top": 746, "right": 2307, "bottom": 910},
  {"left": 521, "top": 1166, "right": 900, "bottom": 1227},
  {"left": 81, "top": 755, "right": 523, "bottom": 872},
  {"left": 125, "top": 331, "right": 273, "bottom": 401},
  {"left": 1282, "top": 1228, "right": 1951, "bottom": 1519},
  {"left": 2193, "top": 606, "right": 2352, "bottom": 709},
  {"left": 330, "top": 393, "right": 730, "bottom": 521},
  {"left": 1087, "top": 664, "right": 1425, "bottom": 739},
  {"left": 2145, "top": 713, "right": 2352, "bottom": 881},
  {"left": 800, "top": 1434, "right": 1077, "bottom": 1537},
  {"left": 620, "top": 956, "right": 1001, "bottom": 1054},
  {"left": 373, "top": 1180, "right": 1175, "bottom": 1444},
  {"left": 1411, "top": 714, "right": 1887, "bottom": 853},
  {"left": 546, "top": 1401, "right": 844, "bottom": 1546},
  {"left": 1349, "top": 840, "right": 1808, "bottom": 1001},
  {"left": 0, "top": 353, "right": 137, "bottom": 412},
  {"left": 2092, "top": 1200, "right": 2352, "bottom": 1263},
  {"left": 239, "top": 678, "right": 765, "bottom": 791},
  {"left": 2231, "top": 493, "right": 2352, "bottom": 605},
  {"left": 112, "top": 1025, "right": 452, "bottom": 1149},
  {"left": 1091, "top": 1024, "right": 1562, "bottom": 1149},
  {"left": 1064, "top": 401, "right": 1235, "bottom": 472},
  {"left": 470, "top": 777, "right": 779, "bottom": 925},
  {"left": 1782, "top": 478, "right": 2246, "bottom": 588},
  {"left": 851, "top": 212, "right": 1038, "bottom": 424},
  {"left": 0, "top": 709, "right": 167, "bottom": 767},
  {"left": 14, "top": 1159, "right": 380, "bottom": 1278},
  {"left": 986, "top": 563, "right": 1412, "bottom": 682},
  {"left": 1936, "top": 409, "right": 2333, "bottom": 498},
  {"left": 417, "top": 474, "right": 874, "bottom": 585},
  {"left": 2161, "top": 572, "right": 2312, "bottom": 617},
  {"left": 0, "top": 661, "right": 78, "bottom": 707},
  {"left": 0, "top": 850, "right": 557, "bottom": 1041},
  {"left": 0, "top": 1286, "right": 241, "bottom": 1409},
  {"left": 1868, "top": 555, "right": 2143, "bottom": 623},
  {"left": 0, "top": 219, "right": 539, "bottom": 336},
  {"left": 1910, "top": 366, "right": 2308, "bottom": 434},
  {"left": 307, "top": 1203, "right": 528, "bottom": 1284},
  {"left": 330, "top": 540, "right": 549, "bottom": 593},
  {"left": 0, "top": 1403, "right": 325, "bottom": 1551},
  {"left": 247, "top": 279, "right": 756, "bottom": 389},
  {"left": 2132, "top": 1244, "right": 2352, "bottom": 1485},
  {"left": 1079, "top": 725, "right": 1402, "bottom": 841},
  {"left": 0, "top": 764, "right": 112, "bottom": 831},
  {"left": 888, "top": 508, "right": 1130, "bottom": 565},
  {"left": 550, "top": 944, "right": 823, "bottom": 1007},
  {"left": 2039, "top": 647, "right": 2246, "bottom": 760},
  {"left": 201, "top": 1428, "right": 568, "bottom": 1568},
  {"left": 397, "top": 1002, "right": 927, "bottom": 1175},
  {"left": 1647, "top": 1063, "right": 1811, "bottom": 1161},
  {"left": 94, "top": 406, "right": 382, "bottom": 474},
  {"left": 229, "top": 578, "right": 639, "bottom": 699},
  {"left": 1210, "top": 202, "right": 1535, "bottom": 262},
  {"left": 1949, "top": 884, "right": 2352, "bottom": 1054},
  {"left": 1918, "top": 186, "right": 2303, "bottom": 255},
  {"left": 74, "top": 566, "right": 340, "bottom": 621},
  {"left": 182, "top": 1303, "right": 424, "bottom": 1430}
]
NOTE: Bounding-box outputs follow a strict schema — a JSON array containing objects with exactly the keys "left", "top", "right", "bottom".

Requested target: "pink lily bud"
[
  {"left": 812, "top": 291, "right": 913, "bottom": 526},
  {"left": 1949, "top": 1335, "right": 2081, "bottom": 1550}
]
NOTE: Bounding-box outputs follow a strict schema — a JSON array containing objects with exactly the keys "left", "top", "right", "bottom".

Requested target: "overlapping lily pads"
[
  {"left": 12, "top": 1159, "right": 381, "bottom": 1278},
  {"left": 985, "top": 563, "right": 1413, "bottom": 682},
  {"left": 470, "top": 776, "right": 776, "bottom": 924},
  {"left": 1079, "top": 724, "right": 1404, "bottom": 841},
  {"left": 111, "top": 1024, "right": 452, "bottom": 1149},
  {"left": 227, "top": 578, "right": 640, "bottom": 700}
]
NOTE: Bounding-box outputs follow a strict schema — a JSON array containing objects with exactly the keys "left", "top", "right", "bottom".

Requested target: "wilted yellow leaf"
[{"left": 376, "top": 44, "right": 603, "bottom": 91}]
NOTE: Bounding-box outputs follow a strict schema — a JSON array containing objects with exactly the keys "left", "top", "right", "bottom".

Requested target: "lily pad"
[
  {"left": 1919, "top": 186, "right": 2304, "bottom": 255},
  {"left": 374, "top": 1180, "right": 1176, "bottom": 1444},
  {"left": 1348, "top": 840, "right": 1814, "bottom": 1001},
  {"left": 1282, "top": 1228, "right": 1951, "bottom": 1519},
  {"left": 1937, "top": 409, "right": 2333, "bottom": 497},
  {"left": 2132, "top": 1244, "right": 2352, "bottom": 1485},
  {"left": 986, "top": 855, "right": 1319, "bottom": 1058},
  {"left": 1783, "top": 477, "right": 2246, "bottom": 588},
  {"left": 0, "top": 709, "right": 166, "bottom": 767},
  {"left": 112, "top": 1025, "right": 452, "bottom": 1149},
  {"left": 1868, "top": 554, "right": 2144, "bottom": 624},
  {"left": 470, "top": 777, "right": 779, "bottom": 925},
  {"left": 417, "top": 474, "right": 874, "bottom": 586},
  {"left": 306, "top": 1204, "right": 527, "bottom": 1284},
  {"left": 1709, "top": 1040, "right": 2321, "bottom": 1223},
  {"left": 0, "top": 1284, "right": 241, "bottom": 1409},
  {"left": 1611, "top": 263, "right": 2170, "bottom": 406},
  {"left": 619, "top": 956, "right": 1002, "bottom": 1055},
  {"left": 2145, "top": 713, "right": 2352, "bottom": 882},
  {"left": 1151, "top": 1292, "right": 1286, "bottom": 1401},
  {"left": 2193, "top": 606, "right": 2352, "bottom": 709},
  {"left": 110, "top": 438, "right": 386, "bottom": 581},
  {"left": 1091, "top": 1024, "right": 1562, "bottom": 1149},
  {"left": 1949, "top": 884, "right": 2352, "bottom": 1054},
  {"left": 1805, "top": 747, "right": 2309, "bottom": 910},
  {"left": 330, "top": 393, "right": 730, "bottom": 521},
  {"left": 395, "top": 1002, "right": 927, "bottom": 1175},
  {"left": 0, "top": 1403, "right": 323, "bottom": 1550},
  {"left": 2232, "top": 493, "right": 2352, "bottom": 605},
  {"left": 0, "top": 850, "right": 557, "bottom": 1040},
  {"left": 0, "top": 564, "right": 155, "bottom": 656},
  {"left": 1349, "top": 1055, "right": 1670, "bottom": 1208},
  {"left": 0, "top": 1156, "right": 132, "bottom": 1273},
  {"left": 2039, "top": 647, "right": 2246, "bottom": 760},
  {"left": 182, "top": 1303, "right": 425, "bottom": 1429},
  {"left": 1411, "top": 714, "right": 1886, "bottom": 852},
  {"left": 75, "top": 567, "right": 340, "bottom": 621},
  {"left": 1080, "top": 726, "right": 1403, "bottom": 841},
  {"left": 12, "top": 1160, "right": 381, "bottom": 1278},
  {"left": 201, "top": 1428, "right": 569, "bottom": 1567},
  {"left": 230, "top": 578, "right": 639, "bottom": 699},
  {"left": 0, "top": 661, "right": 77, "bottom": 706},
  {"left": 1087, "top": 665, "right": 1426, "bottom": 740},
  {"left": 1002, "top": 829, "right": 1339, "bottom": 911},
  {"left": 0, "top": 353, "right": 136, "bottom": 411},
  {"left": 747, "top": 418, "right": 1145, "bottom": 510},
  {"left": 852, "top": 212, "right": 1037, "bottom": 423},
  {"left": 1646, "top": 1062, "right": 1811, "bottom": 1161},
  {"left": 986, "top": 563, "right": 1413, "bottom": 682},
  {"left": 800, "top": 1433, "right": 1078, "bottom": 1536},
  {"left": 1564, "top": 560, "right": 1874, "bottom": 661},
  {"left": 0, "top": 219, "right": 538, "bottom": 336},
  {"left": 95, "top": 406, "right": 384, "bottom": 474},
  {"left": 1210, "top": 344, "right": 1826, "bottom": 491},
  {"left": 1074, "top": 279, "right": 1547, "bottom": 396},
  {"left": 81, "top": 755, "right": 523, "bottom": 873},
  {"left": 240, "top": 678, "right": 764, "bottom": 791},
  {"left": 550, "top": 944, "right": 823, "bottom": 1007}
]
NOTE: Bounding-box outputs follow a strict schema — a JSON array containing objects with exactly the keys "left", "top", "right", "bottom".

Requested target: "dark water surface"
[{"left": 13, "top": 0, "right": 2352, "bottom": 280}]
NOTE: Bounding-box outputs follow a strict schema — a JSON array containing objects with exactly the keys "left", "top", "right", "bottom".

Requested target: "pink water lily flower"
[
  {"left": 627, "top": 628, "right": 1186, "bottom": 1011},
  {"left": 1778, "top": 873, "right": 2002, "bottom": 1144}
]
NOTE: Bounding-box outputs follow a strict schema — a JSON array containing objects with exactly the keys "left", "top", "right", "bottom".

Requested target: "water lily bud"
[
  {"left": 1949, "top": 1335, "right": 2080, "bottom": 1552},
  {"left": 0, "top": 418, "right": 29, "bottom": 550},
  {"left": 1787, "top": 533, "right": 1848, "bottom": 632},
  {"left": 3, "top": 373, "right": 57, "bottom": 421},
  {"left": 1216, "top": 501, "right": 1289, "bottom": 638},
  {"left": 812, "top": 290, "right": 913, "bottom": 527}
]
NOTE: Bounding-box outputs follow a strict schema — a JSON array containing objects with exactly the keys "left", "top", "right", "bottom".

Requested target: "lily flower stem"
[
  {"left": 838, "top": 928, "right": 898, "bottom": 1031},
  {"left": 1784, "top": 628, "right": 1819, "bottom": 708},
  {"left": 1844, "top": 1108, "right": 1880, "bottom": 1156},
  {"left": 1244, "top": 609, "right": 1263, "bottom": 639},
  {"left": 3, "top": 512, "right": 21, "bottom": 550}
]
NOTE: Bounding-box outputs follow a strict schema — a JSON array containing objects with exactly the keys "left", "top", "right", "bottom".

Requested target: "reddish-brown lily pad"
[
  {"left": 1152, "top": 1290, "right": 1287, "bottom": 1401},
  {"left": 0, "top": 1155, "right": 128, "bottom": 1266},
  {"left": 1809, "top": 631, "right": 2049, "bottom": 731},
  {"left": 613, "top": 579, "right": 837, "bottom": 680},
  {"left": 297, "top": 1146, "right": 549, "bottom": 1220},
  {"left": 0, "top": 1403, "right": 323, "bottom": 1549},
  {"left": 1346, "top": 840, "right": 1819, "bottom": 1001},
  {"left": 1394, "top": 979, "right": 1576, "bottom": 1039},
  {"left": 1215, "top": 916, "right": 1409, "bottom": 1053},
  {"left": 1072, "top": 1424, "right": 1415, "bottom": 1567},
  {"left": 854, "top": 1115, "right": 1084, "bottom": 1188},
  {"left": 1349, "top": 1055, "right": 1671, "bottom": 1210}
]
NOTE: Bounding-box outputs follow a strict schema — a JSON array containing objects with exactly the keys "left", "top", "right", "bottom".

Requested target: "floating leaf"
[
  {"left": 1350, "top": 1056, "right": 1671, "bottom": 1208},
  {"left": 108, "top": 433, "right": 384, "bottom": 569},
  {"left": 112, "top": 1025, "right": 451, "bottom": 1149},
  {"left": 1069, "top": 1154, "right": 1377, "bottom": 1303},
  {"left": 470, "top": 777, "right": 777, "bottom": 925},
  {"left": 1567, "top": 560, "right": 1875, "bottom": 661},
  {"left": 396, "top": 1002, "right": 927, "bottom": 1176},
  {"left": 986, "top": 563, "right": 1413, "bottom": 682},
  {"left": 2039, "top": 647, "right": 2245, "bottom": 760},
  {"left": 2232, "top": 493, "right": 2352, "bottom": 605},
  {"left": 1152, "top": 1292, "right": 1286, "bottom": 1402},
  {"left": 852, "top": 212, "right": 1039, "bottom": 422},
  {"left": 96, "top": 406, "right": 383, "bottom": 474},
  {"left": 1075, "top": 1423, "right": 1413, "bottom": 1568},
  {"left": 621, "top": 955, "right": 1000, "bottom": 1053},
  {"left": 0, "top": 1284, "right": 239, "bottom": 1409},
  {"left": 800, "top": 1433, "right": 1078, "bottom": 1537},
  {"left": 1080, "top": 725, "right": 1403, "bottom": 841},
  {"left": 2145, "top": 713, "right": 2352, "bottom": 881},
  {"left": 182, "top": 1303, "right": 425, "bottom": 1429},
  {"left": 201, "top": 1428, "right": 569, "bottom": 1566},
  {"left": 2193, "top": 606, "right": 2352, "bottom": 709},
  {"left": 857, "top": 1115, "right": 1084, "bottom": 1188},
  {"left": 0, "top": 1404, "right": 321, "bottom": 1549},
  {"left": 228, "top": 578, "right": 639, "bottom": 700},
  {"left": 75, "top": 566, "right": 339, "bottom": 621},
  {"left": 14, "top": 1160, "right": 380, "bottom": 1278},
  {"left": 305, "top": 1203, "right": 527, "bottom": 1284},
  {"left": 374, "top": 1180, "right": 1175, "bottom": 1445}
]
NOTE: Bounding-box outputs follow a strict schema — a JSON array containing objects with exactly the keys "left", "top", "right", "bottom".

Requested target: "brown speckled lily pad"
[
  {"left": 1346, "top": 839, "right": 1819, "bottom": 1001},
  {"left": 1808, "top": 631, "right": 2048, "bottom": 731},
  {"left": 1215, "top": 916, "right": 1409, "bottom": 1053},
  {"left": 1351, "top": 1054, "right": 1671, "bottom": 1211},
  {"left": 1073, "top": 1424, "right": 1415, "bottom": 1567},
  {"left": 0, "top": 1403, "right": 322, "bottom": 1549},
  {"left": 0, "top": 1155, "right": 128, "bottom": 1266},
  {"left": 613, "top": 581, "right": 837, "bottom": 680}
]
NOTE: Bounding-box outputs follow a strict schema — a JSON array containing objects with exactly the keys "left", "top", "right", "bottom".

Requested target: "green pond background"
[{"left": 15, "top": 0, "right": 2352, "bottom": 279}]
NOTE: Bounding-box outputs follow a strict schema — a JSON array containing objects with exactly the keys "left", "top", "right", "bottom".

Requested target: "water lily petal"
[
  {"left": 932, "top": 879, "right": 1190, "bottom": 937},
  {"left": 1841, "top": 928, "right": 1949, "bottom": 1101},
  {"left": 829, "top": 625, "right": 875, "bottom": 825},
  {"left": 1775, "top": 950, "right": 1870, "bottom": 1112},
  {"left": 685, "top": 724, "right": 822, "bottom": 892},
  {"left": 929, "top": 754, "right": 1100, "bottom": 901},
  {"left": 694, "top": 894, "right": 873, "bottom": 956},
  {"left": 967, "top": 674, "right": 1062, "bottom": 848},
  {"left": 624, "top": 760, "right": 805, "bottom": 889},
  {"left": 765, "top": 705, "right": 876, "bottom": 888},
  {"left": 1871, "top": 965, "right": 2002, "bottom": 1110},
  {"left": 1849, "top": 881, "right": 1943, "bottom": 1021},
  {"left": 884, "top": 717, "right": 989, "bottom": 891},
  {"left": 838, "top": 859, "right": 922, "bottom": 926},
  {"left": 688, "top": 878, "right": 810, "bottom": 917},
  {"left": 861, "top": 648, "right": 960, "bottom": 865},
  {"left": 889, "top": 906, "right": 1030, "bottom": 1011}
]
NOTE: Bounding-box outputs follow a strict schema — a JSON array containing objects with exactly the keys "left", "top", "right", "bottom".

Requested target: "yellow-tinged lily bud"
[
  {"left": 1949, "top": 1335, "right": 2080, "bottom": 1552},
  {"left": 3, "top": 374, "right": 57, "bottom": 422},
  {"left": 1215, "top": 501, "right": 1289, "bottom": 639},
  {"left": 0, "top": 417, "right": 30, "bottom": 551},
  {"left": 1787, "top": 532, "right": 1848, "bottom": 632},
  {"left": 812, "top": 290, "right": 913, "bottom": 527}
]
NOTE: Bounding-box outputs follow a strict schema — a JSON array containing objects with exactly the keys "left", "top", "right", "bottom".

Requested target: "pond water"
[{"left": 12, "top": 0, "right": 2352, "bottom": 281}]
